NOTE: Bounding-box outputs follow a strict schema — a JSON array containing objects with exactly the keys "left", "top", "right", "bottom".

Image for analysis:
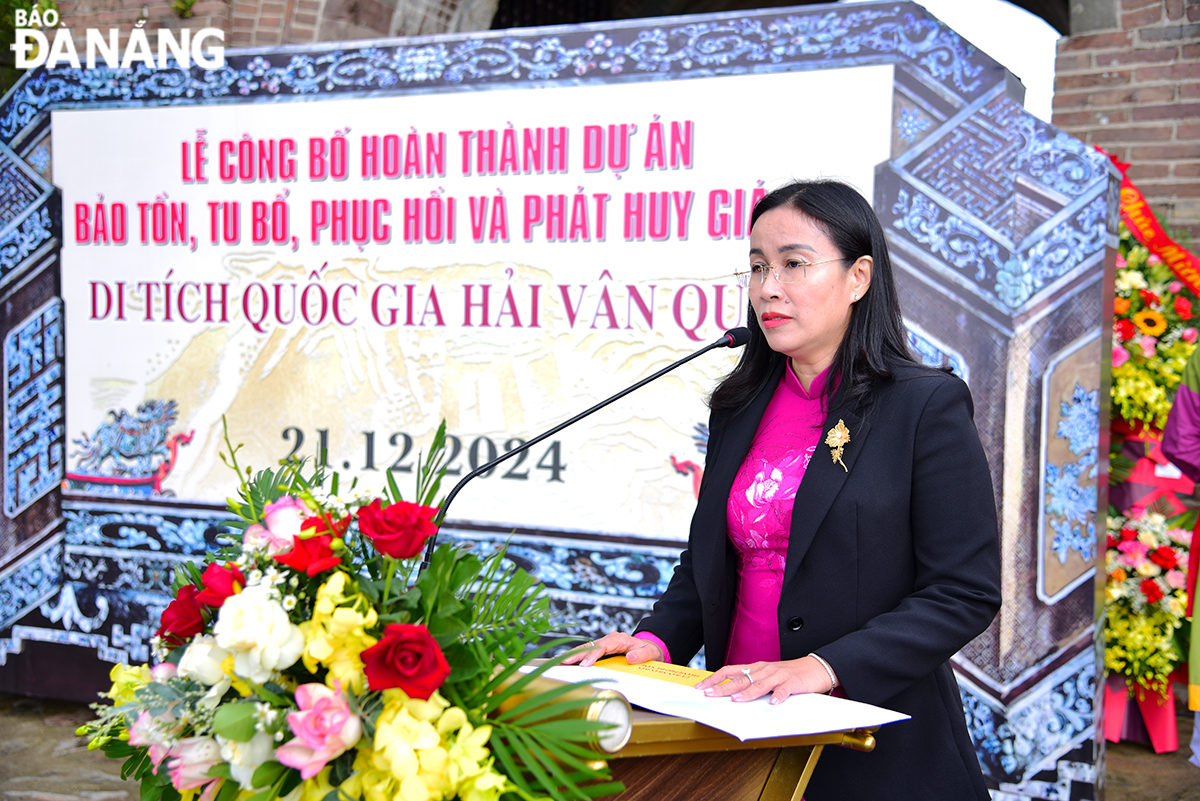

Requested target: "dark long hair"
[{"left": 709, "top": 179, "right": 914, "bottom": 415}]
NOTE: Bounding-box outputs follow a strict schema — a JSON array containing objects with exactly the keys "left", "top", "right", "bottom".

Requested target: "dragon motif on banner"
[{"left": 67, "top": 400, "right": 193, "bottom": 495}]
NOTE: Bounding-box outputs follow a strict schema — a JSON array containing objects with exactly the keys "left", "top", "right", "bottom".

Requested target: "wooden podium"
[{"left": 600, "top": 709, "right": 878, "bottom": 801}]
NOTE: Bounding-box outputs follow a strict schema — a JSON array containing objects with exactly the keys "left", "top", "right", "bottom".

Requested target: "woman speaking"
[{"left": 564, "top": 179, "right": 1002, "bottom": 799}]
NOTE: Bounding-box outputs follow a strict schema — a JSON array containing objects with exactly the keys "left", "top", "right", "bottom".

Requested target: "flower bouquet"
[
  {"left": 1111, "top": 222, "right": 1199, "bottom": 432},
  {"left": 79, "top": 423, "right": 624, "bottom": 801},
  {"left": 1104, "top": 508, "right": 1192, "bottom": 695}
]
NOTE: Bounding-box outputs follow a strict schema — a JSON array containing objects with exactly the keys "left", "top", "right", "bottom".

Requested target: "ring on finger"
[
  {"left": 741, "top": 667, "right": 753, "bottom": 683},
  {"left": 586, "top": 641, "right": 596, "bottom": 648}
]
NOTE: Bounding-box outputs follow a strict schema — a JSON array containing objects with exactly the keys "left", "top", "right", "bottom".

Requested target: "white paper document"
[{"left": 536, "top": 663, "right": 910, "bottom": 742}]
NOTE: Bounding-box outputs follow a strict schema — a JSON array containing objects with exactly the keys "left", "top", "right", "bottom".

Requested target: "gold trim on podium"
[
  {"left": 495, "top": 665, "right": 879, "bottom": 799},
  {"left": 602, "top": 709, "right": 879, "bottom": 801}
]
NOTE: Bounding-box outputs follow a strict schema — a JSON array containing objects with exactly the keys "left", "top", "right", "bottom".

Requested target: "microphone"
[{"left": 420, "top": 327, "right": 750, "bottom": 570}]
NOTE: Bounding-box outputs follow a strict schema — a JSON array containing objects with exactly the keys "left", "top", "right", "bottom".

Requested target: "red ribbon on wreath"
[{"left": 1100, "top": 147, "right": 1200, "bottom": 296}]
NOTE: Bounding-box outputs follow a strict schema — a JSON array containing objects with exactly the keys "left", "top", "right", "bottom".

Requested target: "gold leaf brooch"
[{"left": 825, "top": 419, "right": 850, "bottom": 472}]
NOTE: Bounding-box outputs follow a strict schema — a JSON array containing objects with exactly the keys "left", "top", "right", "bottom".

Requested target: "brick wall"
[
  {"left": 56, "top": 0, "right": 232, "bottom": 48},
  {"left": 54, "top": 0, "right": 494, "bottom": 51},
  {"left": 1053, "top": 0, "right": 1200, "bottom": 242}
]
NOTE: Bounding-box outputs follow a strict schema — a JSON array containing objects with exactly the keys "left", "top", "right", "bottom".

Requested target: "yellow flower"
[
  {"left": 1134, "top": 309, "right": 1168, "bottom": 335},
  {"left": 343, "top": 747, "right": 396, "bottom": 801},
  {"left": 447, "top": 722, "right": 492, "bottom": 785},
  {"left": 457, "top": 768, "right": 507, "bottom": 801},
  {"left": 297, "top": 767, "right": 336, "bottom": 801},
  {"left": 398, "top": 775, "right": 434, "bottom": 801},
  {"left": 220, "top": 655, "right": 255, "bottom": 697},
  {"left": 366, "top": 690, "right": 494, "bottom": 801},
  {"left": 105, "top": 663, "right": 152, "bottom": 705},
  {"left": 302, "top": 572, "right": 378, "bottom": 694},
  {"left": 401, "top": 691, "right": 450, "bottom": 723},
  {"left": 374, "top": 694, "right": 440, "bottom": 783}
]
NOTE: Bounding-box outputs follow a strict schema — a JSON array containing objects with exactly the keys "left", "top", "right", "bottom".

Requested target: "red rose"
[
  {"left": 358, "top": 499, "right": 439, "bottom": 560},
  {"left": 1141, "top": 578, "right": 1164, "bottom": 604},
  {"left": 1114, "top": 319, "right": 1136, "bottom": 341},
  {"left": 195, "top": 562, "right": 245, "bottom": 608},
  {"left": 274, "top": 533, "right": 342, "bottom": 576},
  {"left": 1139, "top": 289, "right": 1160, "bottom": 306},
  {"left": 1120, "top": 527, "right": 1138, "bottom": 541},
  {"left": 156, "top": 584, "right": 206, "bottom": 649},
  {"left": 1107, "top": 534, "right": 1119, "bottom": 551},
  {"left": 360, "top": 623, "right": 450, "bottom": 699},
  {"left": 1176, "top": 296, "right": 1193, "bottom": 320},
  {"left": 1148, "top": 545, "right": 1179, "bottom": 571}
]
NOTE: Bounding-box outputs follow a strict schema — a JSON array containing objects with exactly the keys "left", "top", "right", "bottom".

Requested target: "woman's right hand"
[{"left": 559, "top": 632, "right": 664, "bottom": 668}]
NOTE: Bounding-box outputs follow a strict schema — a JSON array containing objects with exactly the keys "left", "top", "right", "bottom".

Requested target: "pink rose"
[
  {"left": 129, "top": 710, "right": 181, "bottom": 770},
  {"left": 1116, "top": 254, "right": 1127, "bottom": 269},
  {"left": 1169, "top": 527, "right": 1193, "bottom": 547},
  {"left": 1141, "top": 336, "right": 1159, "bottom": 358},
  {"left": 245, "top": 497, "right": 309, "bottom": 555},
  {"left": 167, "top": 736, "right": 223, "bottom": 791},
  {"left": 1149, "top": 254, "right": 1162, "bottom": 267},
  {"left": 151, "top": 663, "right": 179, "bottom": 682},
  {"left": 1112, "top": 346, "right": 1130, "bottom": 368},
  {"left": 276, "top": 684, "right": 362, "bottom": 779},
  {"left": 1118, "top": 539, "right": 1150, "bottom": 565},
  {"left": 1170, "top": 281, "right": 1183, "bottom": 293},
  {"left": 1167, "top": 569, "right": 1188, "bottom": 590},
  {"left": 1184, "top": 328, "right": 1198, "bottom": 343}
]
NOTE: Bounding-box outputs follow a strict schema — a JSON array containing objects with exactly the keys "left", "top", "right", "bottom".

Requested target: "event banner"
[
  {"left": 1, "top": 6, "right": 1117, "bottom": 796},
  {"left": 55, "top": 67, "right": 891, "bottom": 537}
]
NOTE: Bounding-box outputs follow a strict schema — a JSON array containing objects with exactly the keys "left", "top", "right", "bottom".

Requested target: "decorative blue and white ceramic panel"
[
  {"left": 4, "top": 299, "right": 65, "bottom": 518},
  {"left": 0, "top": 140, "right": 57, "bottom": 281},
  {"left": 1, "top": 4, "right": 1004, "bottom": 146},
  {"left": 0, "top": 534, "right": 62, "bottom": 631}
]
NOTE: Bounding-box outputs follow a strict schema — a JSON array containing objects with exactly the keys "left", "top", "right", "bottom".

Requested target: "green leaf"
[
  {"left": 279, "top": 769, "right": 302, "bottom": 797},
  {"left": 215, "top": 775, "right": 242, "bottom": 801},
  {"left": 493, "top": 680, "right": 600, "bottom": 723},
  {"left": 161, "top": 782, "right": 183, "bottom": 801},
  {"left": 426, "top": 614, "right": 468, "bottom": 643},
  {"left": 212, "top": 702, "right": 259, "bottom": 742},
  {"left": 140, "top": 772, "right": 162, "bottom": 801},
  {"left": 207, "top": 763, "right": 234, "bottom": 781},
  {"left": 244, "top": 680, "right": 288, "bottom": 706},
  {"left": 442, "top": 641, "right": 486, "bottom": 677},
  {"left": 386, "top": 469, "right": 404, "bottom": 504},
  {"left": 251, "top": 761, "right": 288, "bottom": 789}
]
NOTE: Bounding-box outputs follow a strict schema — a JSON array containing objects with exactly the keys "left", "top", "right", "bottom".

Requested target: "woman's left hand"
[{"left": 694, "top": 656, "right": 835, "bottom": 705}]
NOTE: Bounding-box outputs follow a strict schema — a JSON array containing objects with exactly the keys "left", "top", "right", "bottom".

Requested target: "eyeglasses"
[{"left": 733, "top": 258, "right": 847, "bottom": 288}]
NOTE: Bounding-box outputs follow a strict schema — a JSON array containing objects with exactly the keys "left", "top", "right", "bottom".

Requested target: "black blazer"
[{"left": 636, "top": 358, "right": 1001, "bottom": 800}]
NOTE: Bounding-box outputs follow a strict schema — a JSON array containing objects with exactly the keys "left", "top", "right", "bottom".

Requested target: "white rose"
[
  {"left": 213, "top": 584, "right": 304, "bottom": 683},
  {"left": 179, "top": 635, "right": 232, "bottom": 686},
  {"left": 178, "top": 635, "right": 234, "bottom": 707},
  {"left": 217, "top": 731, "right": 275, "bottom": 790}
]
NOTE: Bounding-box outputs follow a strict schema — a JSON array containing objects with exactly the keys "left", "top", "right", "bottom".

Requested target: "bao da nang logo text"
[{"left": 11, "top": 9, "right": 225, "bottom": 69}]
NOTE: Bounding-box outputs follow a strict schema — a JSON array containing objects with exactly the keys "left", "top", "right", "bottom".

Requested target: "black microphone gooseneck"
[{"left": 419, "top": 327, "right": 751, "bottom": 571}]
